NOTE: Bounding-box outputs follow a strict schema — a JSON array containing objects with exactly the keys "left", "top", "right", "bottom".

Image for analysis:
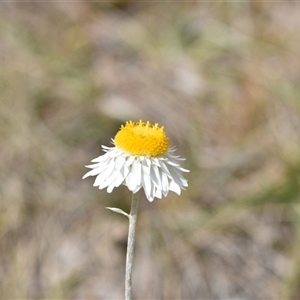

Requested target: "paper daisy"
[{"left": 83, "top": 120, "right": 189, "bottom": 202}]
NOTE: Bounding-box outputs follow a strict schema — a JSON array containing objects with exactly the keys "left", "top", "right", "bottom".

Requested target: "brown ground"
[{"left": 1, "top": 2, "right": 300, "bottom": 299}]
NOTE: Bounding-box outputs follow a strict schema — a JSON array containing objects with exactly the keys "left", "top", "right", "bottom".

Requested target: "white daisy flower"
[{"left": 83, "top": 120, "right": 189, "bottom": 202}]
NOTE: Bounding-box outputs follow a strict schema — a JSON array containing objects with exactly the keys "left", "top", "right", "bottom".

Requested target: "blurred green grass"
[{"left": 1, "top": 2, "right": 300, "bottom": 299}]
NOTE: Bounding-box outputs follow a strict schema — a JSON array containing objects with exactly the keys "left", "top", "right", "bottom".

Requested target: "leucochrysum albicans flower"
[
  {"left": 83, "top": 120, "right": 189, "bottom": 300},
  {"left": 83, "top": 120, "right": 189, "bottom": 202}
]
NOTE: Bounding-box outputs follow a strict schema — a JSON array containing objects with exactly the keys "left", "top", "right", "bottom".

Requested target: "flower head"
[{"left": 83, "top": 120, "right": 189, "bottom": 202}]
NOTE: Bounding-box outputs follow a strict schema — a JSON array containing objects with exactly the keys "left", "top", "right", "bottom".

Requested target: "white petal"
[
  {"left": 173, "top": 163, "right": 190, "bottom": 172},
  {"left": 167, "top": 146, "right": 176, "bottom": 153},
  {"left": 90, "top": 159, "right": 112, "bottom": 175},
  {"left": 132, "top": 185, "right": 142, "bottom": 194},
  {"left": 108, "top": 149, "right": 123, "bottom": 158},
  {"left": 161, "top": 172, "right": 169, "bottom": 197},
  {"left": 132, "top": 159, "right": 142, "bottom": 188},
  {"left": 91, "top": 154, "right": 110, "bottom": 163},
  {"left": 181, "top": 178, "right": 188, "bottom": 187},
  {"left": 107, "top": 185, "right": 114, "bottom": 193},
  {"left": 167, "top": 152, "right": 186, "bottom": 160},
  {"left": 101, "top": 170, "right": 119, "bottom": 189},
  {"left": 82, "top": 167, "right": 103, "bottom": 179},
  {"left": 125, "top": 170, "right": 136, "bottom": 191},
  {"left": 125, "top": 155, "right": 135, "bottom": 167},
  {"left": 155, "top": 188, "right": 162, "bottom": 199},
  {"left": 157, "top": 160, "right": 171, "bottom": 178},
  {"left": 85, "top": 162, "right": 101, "bottom": 169},
  {"left": 114, "top": 172, "right": 126, "bottom": 188},
  {"left": 151, "top": 158, "right": 162, "bottom": 168},
  {"left": 168, "top": 166, "right": 185, "bottom": 188},
  {"left": 150, "top": 182, "right": 156, "bottom": 201},
  {"left": 102, "top": 145, "right": 114, "bottom": 150},
  {"left": 93, "top": 159, "right": 115, "bottom": 186},
  {"left": 169, "top": 181, "right": 181, "bottom": 195},
  {"left": 115, "top": 155, "right": 126, "bottom": 170},
  {"left": 142, "top": 171, "right": 152, "bottom": 201},
  {"left": 150, "top": 164, "right": 161, "bottom": 188},
  {"left": 146, "top": 181, "right": 155, "bottom": 202},
  {"left": 141, "top": 158, "right": 151, "bottom": 175},
  {"left": 165, "top": 159, "right": 182, "bottom": 168},
  {"left": 93, "top": 169, "right": 112, "bottom": 187},
  {"left": 120, "top": 165, "right": 130, "bottom": 179},
  {"left": 147, "top": 194, "right": 155, "bottom": 202}
]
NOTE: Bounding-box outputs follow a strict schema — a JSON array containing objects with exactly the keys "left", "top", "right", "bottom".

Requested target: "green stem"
[{"left": 125, "top": 192, "right": 139, "bottom": 300}]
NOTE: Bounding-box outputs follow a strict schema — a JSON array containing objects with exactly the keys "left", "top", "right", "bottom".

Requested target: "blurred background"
[{"left": 1, "top": 1, "right": 300, "bottom": 299}]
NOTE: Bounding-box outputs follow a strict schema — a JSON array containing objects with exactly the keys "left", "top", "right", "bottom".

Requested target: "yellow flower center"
[{"left": 114, "top": 120, "right": 169, "bottom": 157}]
